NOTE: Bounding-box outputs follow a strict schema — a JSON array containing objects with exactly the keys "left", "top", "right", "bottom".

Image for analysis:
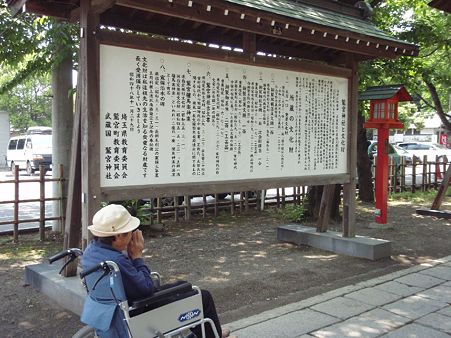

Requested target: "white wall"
[{"left": 0, "top": 111, "right": 10, "bottom": 169}]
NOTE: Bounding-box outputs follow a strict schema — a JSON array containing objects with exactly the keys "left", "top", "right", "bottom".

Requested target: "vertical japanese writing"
[{"left": 100, "top": 45, "right": 348, "bottom": 187}]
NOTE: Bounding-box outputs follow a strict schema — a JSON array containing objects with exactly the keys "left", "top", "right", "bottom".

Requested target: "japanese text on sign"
[{"left": 99, "top": 45, "right": 349, "bottom": 187}]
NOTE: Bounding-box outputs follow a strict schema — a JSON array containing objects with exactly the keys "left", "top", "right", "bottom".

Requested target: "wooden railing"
[
  {"left": 1, "top": 156, "right": 448, "bottom": 241},
  {"left": 0, "top": 165, "right": 66, "bottom": 242},
  {"left": 384, "top": 155, "right": 449, "bottom": 194},
  {"left": 144, "top": 187, "right": 307, "bottom": 225}
]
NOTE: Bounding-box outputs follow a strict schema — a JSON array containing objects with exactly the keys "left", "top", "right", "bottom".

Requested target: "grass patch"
[
  {"left": 0, "top": 232, "right": 63, "bottom": 265},
  {"left": 266, "top": 204, "right": 307, "bottom": 223},
  {"left": 389, "top": 190, "right": 439, "bottom": 203}
]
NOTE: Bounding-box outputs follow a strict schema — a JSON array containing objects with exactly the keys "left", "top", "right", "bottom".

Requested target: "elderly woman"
[{"left": 81, "top": 204, "right": 234, "bottom": 338}]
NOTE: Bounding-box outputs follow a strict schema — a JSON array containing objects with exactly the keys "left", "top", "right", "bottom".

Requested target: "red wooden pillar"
[
  {"left": 362, "top": 85, "right": 412, "bottom": 225},
  {"left": 375, "top": 128, "right": 389, "bottom": 224}
]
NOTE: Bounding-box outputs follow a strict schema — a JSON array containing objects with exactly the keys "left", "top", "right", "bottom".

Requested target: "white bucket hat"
[{"left": 88, "top": 204, "right": 140, "bottom": 237}]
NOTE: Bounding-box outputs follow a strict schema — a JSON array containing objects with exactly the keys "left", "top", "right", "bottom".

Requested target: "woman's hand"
[{"left": 127, "top": 230, "right": 144, "bottom": 260}]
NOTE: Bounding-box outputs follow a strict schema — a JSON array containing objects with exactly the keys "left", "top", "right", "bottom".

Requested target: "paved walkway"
[{"left": 227, "top": 255, "right": 451, "bottom": 337}]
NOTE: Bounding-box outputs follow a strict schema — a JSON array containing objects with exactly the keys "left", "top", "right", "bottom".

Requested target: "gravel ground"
[{"left": 1, "top": 198, "right": 450, "bottom": 337}]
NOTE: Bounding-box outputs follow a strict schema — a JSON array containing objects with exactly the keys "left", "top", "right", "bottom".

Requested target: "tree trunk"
[
  {"left": 357, "top": 110, "right": 374, "bottom": 202},
  {"left": 52, "top": 54, "right": 74, "bottom": 231},
  {"left": 424, "top": 79, "right": 451, "bottom": 132}
]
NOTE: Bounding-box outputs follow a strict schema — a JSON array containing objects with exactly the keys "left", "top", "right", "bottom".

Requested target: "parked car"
[
  {"left": 6, "top": 126, "right": 52, "bottom": 175},
  {"left": 397, "top": 142, "right": 451, "bottom": 163},
  {"left": 368, "top": 141, "right": 413, "bottom": 166}
]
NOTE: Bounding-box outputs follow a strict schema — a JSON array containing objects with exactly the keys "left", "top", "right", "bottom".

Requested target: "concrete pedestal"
[
  {"left": 25, "top": 262, "right": 85, "bottom": 316},
  {"left": 277, "top": 224, "right": 391, "bottom": 260}
]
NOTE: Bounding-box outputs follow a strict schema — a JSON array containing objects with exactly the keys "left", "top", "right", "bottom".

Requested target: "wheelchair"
[{"left": 49, "top": 248, "right": 220, "bottom": 338}]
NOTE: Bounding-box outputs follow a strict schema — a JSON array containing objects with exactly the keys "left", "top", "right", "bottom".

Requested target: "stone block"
[
  {"left": 25, "top": 262, "right": 85, "bottom": 316},
  {"left": 277, "top": 224, "right": 391, "bottom": 260}
]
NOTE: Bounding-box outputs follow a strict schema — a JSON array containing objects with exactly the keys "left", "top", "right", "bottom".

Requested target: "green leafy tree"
[
  {"left": 363, "top": 0, "right": 450, "bottom": 124},
  {"left": 1, "top": 4, "right": 78, "bottom": 232},
  {"left": 0, "top": 70, "right": 52, "bottom": 131},
  {"left": 357, "top": 0, "right": 450, "bottom": 202},
  {"left": 0, "top": 3, "right": 78, "bottom": 129}
]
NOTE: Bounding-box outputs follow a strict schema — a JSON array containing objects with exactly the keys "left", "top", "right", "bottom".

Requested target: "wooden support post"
[
  {"left": 244, "top": 191, "right": 249, "bottom": 211},
  {"left": 63, "top": 70, "right": 82, "bottom": 277},
  {"left": 281, "top": 187, "right": 286, "bottom": 208},
  {"left": 213, "top": 194, "right": 218, "bottom": 217},
  {"left": 316, "top": 185, "right": 335, "bottom": 232},
  {"left": 422, "top": 155, "right": 427, "bottom": 191},
  {"left": 174, "top": 197, "right": 179, "bottom": 222},
  {"left": 39, "top": 165, "right": 46, "bottom": 241},
  {"left": 185, "top": 195, "right": 190, "bottom": 221},
  {"left": 58, "top": 164, "right": 65, "bottom": 233},
  {"left": 239, "top": 192, "right": 243, "bottom": 213},
  {"left": 13, "top": 165, "right": 19, "bottom": 243},
  {"left": 204, "top": 195, "right": 208, "bottom": 218},
  {"left": 400, "top": 157, "right": 406, "bottom": 192},
  {"left": 243, "top": 32, "right": 256, "bottom": 61},
  {"left": 80, "top": 0, "right": 101, "bottom": 249},
  {"left": 431, "top": 163, "right": 451, "bottom": 210},
  {"left": 412, "top": 157, "right": 417, "bottom": 193},
  {"left": 231, "top": 192, "right": 235, "bottom": 216},
  {"left": 342, "top": 57, "right": 357, "bottom": 237}
]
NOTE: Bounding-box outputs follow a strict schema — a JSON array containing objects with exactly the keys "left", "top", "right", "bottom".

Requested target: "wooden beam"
[
  {"left": 92, "top": 0, "right": 116, "bottom": 13},
  {"left": 99, "top": 12, "right": 242, "bottom": 46},
  {"left": 256, "top": 40, "right": 337, "bottom": 63},
  {"left": 70, "top": 0, "right": 116, "bottom": 21},
  {"left": 342, "top": 55, "right": 358, "bottom": 238},
  {"left": 431, "top": 164, "right": 451, "bottom": 210},
  {"left": 63, "top": 72, "right": 82, "bottom": 277},
  {"left": 115, "top": 0, "right": 417, "bottom": 58},
  {"left": 100, "top": 13, "right": 338, "bottom": 63},
  {"left": 80, "top": 0, "right": 102, "bottom": 249},
  {"left": 98, "top": 30, "right": 353, "bottom": 78},
  {"left": 416, "top": 209, "right": 451, "bottom": 219},
  {"left": 6, "top": 0, "right": 27, "bottom": 16},
  {"left": 243, "top": 32, "right": 256, "bottom": 56},
  {"left": 316, "top": 185, "right": 336, "bottom": 232},
  {"left": 100, "top": 174, "right": 350, "bottom": 201},
  {"left": 23, "top": 2, "right": 74, "bottom": 19}
]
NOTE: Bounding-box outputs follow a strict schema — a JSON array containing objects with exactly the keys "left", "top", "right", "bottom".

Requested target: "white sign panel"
[{"left": 99, "top": 44, "right": 348, "bottom": 187}]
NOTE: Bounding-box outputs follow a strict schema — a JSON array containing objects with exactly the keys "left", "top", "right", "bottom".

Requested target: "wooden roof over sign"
[
  {"left": 7, "top": 0, "right": 419, "bottom": 63},
  {"left": 429, "top": 0, "right": 451, "bottom": 13}
]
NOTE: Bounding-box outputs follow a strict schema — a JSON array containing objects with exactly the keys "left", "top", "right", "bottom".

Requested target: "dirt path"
[{"left": 1, "top": 199, "right": 450, "bottom": 337}]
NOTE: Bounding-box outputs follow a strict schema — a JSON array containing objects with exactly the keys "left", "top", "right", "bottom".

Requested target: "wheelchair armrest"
[
  {"left": 151, "top": 272, "right": 161, "bottom": 287},
  {"left": 130, "top": 281, "right": 196, "bottom": 311}
]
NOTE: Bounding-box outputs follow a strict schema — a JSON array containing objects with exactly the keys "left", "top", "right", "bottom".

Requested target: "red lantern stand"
[{"left": 364, "top": 98, "right": 403, "bottom": 224}]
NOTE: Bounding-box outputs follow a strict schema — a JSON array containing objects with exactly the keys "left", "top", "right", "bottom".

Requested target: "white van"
[{"left": 6, "top": 126, "right": 52, "bottom": 175}]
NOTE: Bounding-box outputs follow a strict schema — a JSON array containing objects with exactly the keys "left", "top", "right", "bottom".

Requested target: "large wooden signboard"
[{"left": 99, "top": 44, "right": 349, "bottom": 188}]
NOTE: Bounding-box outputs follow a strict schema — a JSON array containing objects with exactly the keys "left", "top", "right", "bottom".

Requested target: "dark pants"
[{"left": 191, "top": 289, "right": 222, "bottom": 338}]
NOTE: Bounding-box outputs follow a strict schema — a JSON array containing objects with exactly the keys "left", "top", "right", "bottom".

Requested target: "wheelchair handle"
[
  {"left": 80, "top": 263, "right": 105, "bottom": 279},
  {"left": 48, "top": 248, "right": 83, "bottom": 264},
  {"left": 80, "top": 260, "right": 120, "bottom": 279}
]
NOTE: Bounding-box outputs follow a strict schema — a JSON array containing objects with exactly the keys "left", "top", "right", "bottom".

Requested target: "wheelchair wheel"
[{"left": 72, "top": 325, "right": 97, "bottom": 338}]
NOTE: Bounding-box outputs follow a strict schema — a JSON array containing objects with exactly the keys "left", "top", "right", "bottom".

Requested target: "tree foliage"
[
  {"left": 361, "top": 0, "right": 451, "bottom": 127},
  {"left": 357, "top": 0, "right": 450, "bottom": 202},
  {"left": 0, "top": 3, "right": 77, "bottom": 129},
  {"left": 0, "top": 71, "right": 52, "bottom": 131}
]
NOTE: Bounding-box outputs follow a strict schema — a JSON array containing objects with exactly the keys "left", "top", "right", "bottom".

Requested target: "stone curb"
[{"left": 226, "top": 255, "right": 451, "bottom": 331}]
